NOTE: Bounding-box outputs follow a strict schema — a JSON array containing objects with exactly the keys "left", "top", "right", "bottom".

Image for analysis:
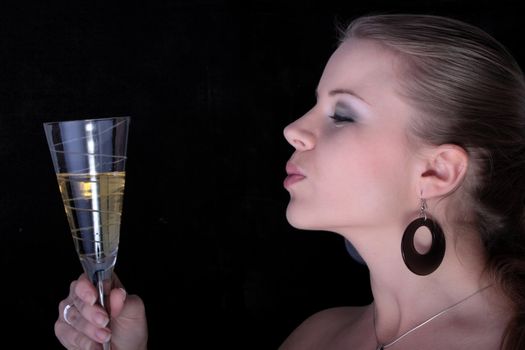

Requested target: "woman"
[{"left": 55, "top": 14, "right": 525, "bottom": 349}]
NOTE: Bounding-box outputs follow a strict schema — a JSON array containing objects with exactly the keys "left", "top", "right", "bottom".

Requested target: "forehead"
[{"left": 317, "top": 38, "right": 402, "bottom": 98}]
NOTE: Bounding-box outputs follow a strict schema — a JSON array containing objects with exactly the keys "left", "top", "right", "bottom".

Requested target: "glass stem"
[{"left": 95, "top": 270, "right": 112, "bottom": 350}]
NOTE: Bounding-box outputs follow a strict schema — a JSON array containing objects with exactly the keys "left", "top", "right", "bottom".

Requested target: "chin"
[{"left": 285, "top": 206, "right": 318, "bottom": 230}]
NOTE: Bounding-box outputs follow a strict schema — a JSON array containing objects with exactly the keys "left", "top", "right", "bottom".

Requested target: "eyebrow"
[
  {"left": 316, "top": 88, "right": 370, "bottom": 105},
  {"left": 330, "top": 88, "right": 370, "bottom": 105}
]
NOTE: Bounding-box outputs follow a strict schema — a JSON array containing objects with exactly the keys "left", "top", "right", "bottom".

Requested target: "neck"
[
  {"left": 374, "top": 284, "right": 494, "bottom": 349},
  {"left": 341, "top": 225, "right": 497, "bottom": 345}
]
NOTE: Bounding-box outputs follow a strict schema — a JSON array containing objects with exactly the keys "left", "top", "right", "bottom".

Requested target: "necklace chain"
[{"left": 374, "top": 285, "right": 492, "bottom": 349}]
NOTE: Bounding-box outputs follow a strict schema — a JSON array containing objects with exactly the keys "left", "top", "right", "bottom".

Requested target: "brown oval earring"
[{"left": 401, "top": 200, "right": 446, "bottom": 276}]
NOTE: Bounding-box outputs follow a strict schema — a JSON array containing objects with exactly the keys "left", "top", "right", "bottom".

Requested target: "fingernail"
[
  {"left": 119, "top": 287, "right": 127, "bottom": 299},
  {"left": 82, "top": 292, "right": 96, "bottom": 306},
  {"left": 96, "top": 329, "right": 111, "bottom": 342},
  {"left": 94, "top": 312, "right": 109, "bottom": 327}
]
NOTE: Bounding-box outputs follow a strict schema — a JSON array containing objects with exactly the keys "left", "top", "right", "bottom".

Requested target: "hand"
[{"left": 55, "top": 273, "right": 148, "bottom": 350}]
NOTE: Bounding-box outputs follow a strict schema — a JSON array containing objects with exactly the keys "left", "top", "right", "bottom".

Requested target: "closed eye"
[{"left": 330, "top": 114, "right": 355, "bottom": 123}]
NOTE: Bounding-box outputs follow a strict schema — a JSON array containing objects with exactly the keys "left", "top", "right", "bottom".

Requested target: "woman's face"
[{"left": 283, "top": 38, "right": 421, "bottom": 234}]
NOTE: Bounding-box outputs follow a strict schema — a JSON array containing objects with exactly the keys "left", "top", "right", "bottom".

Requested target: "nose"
[{"left": 283, "top": 116, "right": 316, "bottom": 151}]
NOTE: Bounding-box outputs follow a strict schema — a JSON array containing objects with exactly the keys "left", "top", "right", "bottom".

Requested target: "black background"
[{"left": 1, "top": 1, "right": 522, "bottom": 349}]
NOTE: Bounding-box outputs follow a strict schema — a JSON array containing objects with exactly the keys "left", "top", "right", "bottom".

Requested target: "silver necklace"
[{"left": 374, "top": 285, "right": 492, "bottom": 350}]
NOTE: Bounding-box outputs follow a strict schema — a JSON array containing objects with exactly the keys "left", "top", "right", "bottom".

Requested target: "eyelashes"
[{"left": 329, "top": 113, "right": 356, "bottom": 125}]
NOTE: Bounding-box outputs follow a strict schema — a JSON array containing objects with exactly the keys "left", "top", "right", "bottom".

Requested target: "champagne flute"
[{"left": 44, "top": 116, "right": 130, "bottom": 350}]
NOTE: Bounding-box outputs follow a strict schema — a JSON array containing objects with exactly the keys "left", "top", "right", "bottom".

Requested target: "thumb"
[
  {"left": 110, "top": 288, "right": 147, "bottom": 322},
  {"left": 109, "top": 287, "right": 128, "bottom": 318}
]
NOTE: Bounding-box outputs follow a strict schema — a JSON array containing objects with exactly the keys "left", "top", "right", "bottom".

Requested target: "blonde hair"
[{"left": 343, "top": 14, "right": 525, "bottom": 349}]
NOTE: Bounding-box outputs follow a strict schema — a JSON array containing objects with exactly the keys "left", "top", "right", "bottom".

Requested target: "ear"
[{"left": 419, "top": 144, "right": 469, "bottom": 199}]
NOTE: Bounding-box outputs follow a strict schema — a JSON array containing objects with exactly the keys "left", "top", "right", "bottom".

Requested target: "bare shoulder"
[{"left": 278, "top": 306, "right": 370, "bottom": 350}]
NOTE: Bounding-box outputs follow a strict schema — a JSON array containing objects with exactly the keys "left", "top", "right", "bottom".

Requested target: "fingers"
[
  {"left": 55, "top": 274, "right": 113, "bottom": 349},
  {"left": 55, "top": 320, "right": 103, "bottom": 350},
  {"left": 56, "top": 299, "right": 109, "bottom": 349},
  {"left": 70, "top": 277, "right": 111, "bottom": 328},
  {"left": 71, "top": 274, "right": 97, "bottom": 306}
]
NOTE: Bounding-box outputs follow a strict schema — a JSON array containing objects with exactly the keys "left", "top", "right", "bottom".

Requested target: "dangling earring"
[{"left": 401, "top": 199, "right": 446, "bottom": 276}]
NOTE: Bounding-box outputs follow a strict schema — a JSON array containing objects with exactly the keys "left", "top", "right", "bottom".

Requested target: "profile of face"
[{"left": 283, "top": 38, "right": 423, "bottom": 235}]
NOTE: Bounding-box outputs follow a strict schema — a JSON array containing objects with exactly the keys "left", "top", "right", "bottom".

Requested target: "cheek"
[
  {"left": 321, "top": 138, "right": 411, "bottom": 217},
  {"left": 326, "top": 137, "right": 399, "bottom": 186},
  {"left": 286, "top": 129, "right": 415, "bottom": 230}
]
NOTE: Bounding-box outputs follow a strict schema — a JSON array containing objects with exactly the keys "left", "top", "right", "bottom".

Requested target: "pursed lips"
[{"left": 284, "top": 162, "right": 306, "bottom": 188}]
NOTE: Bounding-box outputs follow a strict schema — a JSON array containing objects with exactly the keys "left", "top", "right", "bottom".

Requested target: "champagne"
[
  {"left": 57, "top": 171, "right": 125, "bottom": 280},
  {"left": 45, "top": 117, "right": 130, "bottom": 350}
]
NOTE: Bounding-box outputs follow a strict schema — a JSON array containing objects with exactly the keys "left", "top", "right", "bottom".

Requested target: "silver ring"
[{"left": 63, "top": 303, "right": 75, "bottom": 326}]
